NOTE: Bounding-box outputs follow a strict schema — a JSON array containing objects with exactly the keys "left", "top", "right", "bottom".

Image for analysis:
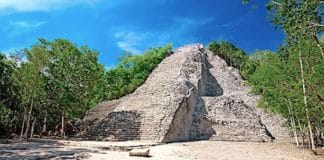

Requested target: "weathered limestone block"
[{"left": 129, "top": 148, "right": 150, "bottom": 157}]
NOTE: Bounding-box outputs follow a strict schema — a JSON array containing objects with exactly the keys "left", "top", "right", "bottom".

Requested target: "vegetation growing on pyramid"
[
  {"left": 105, "top": 45, "right": 172, "bottom": 100},
  {"left": 208, "top": 41, "right": 261, "bottom": 79}
]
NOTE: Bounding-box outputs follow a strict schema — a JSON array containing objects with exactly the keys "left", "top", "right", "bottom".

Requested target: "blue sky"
[{"left": 0, "top": 0, "right": 285, "bottom": 68}]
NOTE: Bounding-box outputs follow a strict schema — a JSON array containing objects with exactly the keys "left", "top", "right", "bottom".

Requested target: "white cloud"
[
  {"left": 5, "top": 20, "right": 47, "bottom": 38},
  {"left": 0, "top": 0, "right": 98, "bottom": 12},
  {"left": 115, "top": 31, "right": 149, "bottom": 53},
  {"left": 113, "top": 16, "right": 216, "bottom": 54},
  {"left": 214, "top": 14, "right": 249, "bottom": 32},
  {"left": 174, "top": 17, "right": 214, "bottom": 26},
  {"left": 9, "top": 20, "right": 46, "bottom": 28},
  {"left": 168, "top": 17, "right": 215, "bottom": 43}
]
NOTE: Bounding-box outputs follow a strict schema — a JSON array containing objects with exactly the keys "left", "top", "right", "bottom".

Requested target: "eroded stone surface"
[{"left": 81, "top": 44, "right": 289, "bottom": 142}]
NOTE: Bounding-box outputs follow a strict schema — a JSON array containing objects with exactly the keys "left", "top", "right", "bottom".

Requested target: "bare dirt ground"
[{"left": 0, "top": 138, "right": 323, "bottom": 160}]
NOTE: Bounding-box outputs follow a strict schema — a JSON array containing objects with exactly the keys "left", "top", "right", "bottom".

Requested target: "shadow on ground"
[{"left": 0, "top": 139, "right": 104, "bottom": 160}]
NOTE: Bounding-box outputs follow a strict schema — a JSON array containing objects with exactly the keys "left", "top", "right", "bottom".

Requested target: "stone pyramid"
[{"left": 81, "top": 44, "right": 289, "bottom": 143}]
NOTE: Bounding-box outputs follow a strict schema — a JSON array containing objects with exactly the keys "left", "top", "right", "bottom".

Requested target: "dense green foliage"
[
  {"left": 0, "top": 54, "right": 19, "bottom": 134},
  {"left": 208, "top": 41, "right": 247, "bottom": 69},
  {"left": 248, "top": 39, "right": 324, "bottom": 147},
  {"left": 105, "top": 45, "right": 172, "bottom": 100},
  {"left": 244, "top": 0, "right": 324, "bottom": 149},
  {"left": 0, "top": 39, "right": 107, "bottom": 137},
  {"left": 0, "top": 39, "right": 171, "bottom": 138},
  {"left": 208, "top": 41, "right": 258, "bottom": 79}
]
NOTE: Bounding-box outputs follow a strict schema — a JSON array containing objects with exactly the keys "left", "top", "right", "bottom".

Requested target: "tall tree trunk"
[
  {"left": 297, "top": 119, "right": 305, "bottom": 147},
  {"left": 30, "top": 118, "right": 36, "bottom": 139},
  {"left": 42, "top": 112, "right": 47, "bottom": 132},
  {"left": 299, "top": 53, "right": 316, "bottom": 151},
  {"left": 20, "top": 108, "right": 27, "bottom": 139},
  {"left": 315, "top": 126, "right": 324, "bottom": 146},
  {"left": 9, "top": 114, "right": 18, "bottom": 134},
  {"left": 321, "top": 132, "right": 324, "bottom": 145},
  {"left": 24, "top": 98, "right": 34, "bottom": 139},
  {"left": 61, "top": 110, "right": 65, "bottom": 139},
  {"left": 287, "top": 99, "right": 299, "bottom": 147}
]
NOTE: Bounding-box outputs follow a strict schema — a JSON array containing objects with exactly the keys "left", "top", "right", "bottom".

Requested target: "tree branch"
[
  {"left": 270, "top": 0, "right": 282, "bottom": 6},
  {"left": 309, "top": 22, "right": 324, "bottom": 27}
]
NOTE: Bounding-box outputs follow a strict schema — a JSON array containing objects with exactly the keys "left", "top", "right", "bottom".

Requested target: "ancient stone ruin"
[{"left": 81, "top": 44, "right": 289, "bottom": 143}]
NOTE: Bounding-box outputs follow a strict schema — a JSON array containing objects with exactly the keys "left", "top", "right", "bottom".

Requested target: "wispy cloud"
[
  {"left": 114, "top": 31, "right": 149, "bottom": 53},
  {"left": 0, "top": 0, "right": 98, "bottom": 12},
  {"left": 113, "top": 17, "right": 215, "bottom": 53},
  {"left": 9, "top": 20, "right": 46, "bottom": 28},
  {"left": 171, "top": 17, "right": 215, "bottom": 41},
  {"left": 5, "top": 20, "right": 47, "bottom": 38},
  {"left": 174, "top": 17, "right": 215, "bottom": 29},
  {"left": 214, "top": 14, "right": 248, "bottom": 31}
]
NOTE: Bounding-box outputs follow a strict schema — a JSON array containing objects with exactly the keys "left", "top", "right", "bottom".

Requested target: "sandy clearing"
[
  {"left": 0, "top": 138, "right": 323, "bottom": 160},
  {"left": 86, "top": 140, "right": 323, "bottom": 160}
]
